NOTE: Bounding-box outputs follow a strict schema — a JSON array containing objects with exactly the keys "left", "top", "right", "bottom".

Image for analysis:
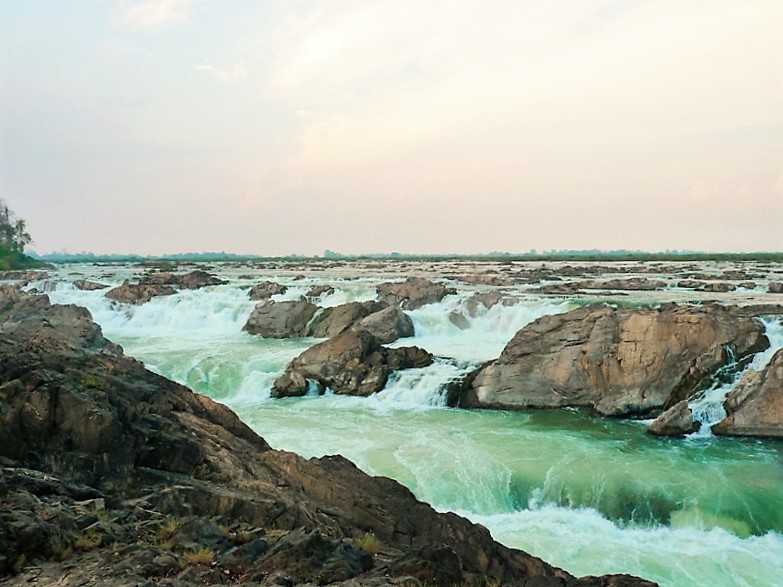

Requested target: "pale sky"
[{"left": 1, "top": 0, "right": 782, "bottom": 256}]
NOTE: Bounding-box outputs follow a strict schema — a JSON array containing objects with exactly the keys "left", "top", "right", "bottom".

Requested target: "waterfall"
[{"left": 689, "top": 316, "right": 783, "bottom": 437}]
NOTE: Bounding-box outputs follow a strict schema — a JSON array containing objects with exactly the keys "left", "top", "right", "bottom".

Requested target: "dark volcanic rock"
[
  {"left": 0, "top": 286, "right": 652, "bottom": 586},
  {"left": 712, "top": 349, "right": 783, "bottom": 438},
  {"left": 248, "top": 280, "right": 288, "bottom": 300},
  {"left": 272, "top": 330, "right": 432, "bottom": 397},
  {"left": 377, "top": 277, "right": 456, "bottom": 309},
  {"left": 457, "top": 304, "right": 768, "bottom": 417},
  {"left": 72, "top": 279, "right": 108, "bottom": 291},
  {"left": 105, "top": 280, "right": 176, "bottom": 305},
  {"left": 243, "top": 299, "right": 318, "bottom": 338},
  {"left": 647, "top": 400, "right": 701, "bottom": 437}
]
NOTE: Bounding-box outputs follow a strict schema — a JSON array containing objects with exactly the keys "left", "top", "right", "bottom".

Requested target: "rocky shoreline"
[{"left": 0, "top": 286, "right": 657, "bottom": 585}]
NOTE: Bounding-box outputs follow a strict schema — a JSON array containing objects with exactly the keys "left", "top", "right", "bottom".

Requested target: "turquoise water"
[{"left": 39, "top": 267, "right": 783, "bottom": 587}]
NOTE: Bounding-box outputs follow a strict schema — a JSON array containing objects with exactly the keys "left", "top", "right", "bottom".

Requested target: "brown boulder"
[
  {"left": 306, "top": 301, "right": 386, "bottom": 338},
  {"left": 712, "top": 349, "right": 783, "bottom": 438},
  {"left": 248, "top": 280, "right": 287, "bottom": 300},
  {"left": 377, "top": 277, "right": 455, "bottom": 309},
  {"left": 647, "top": 400, "right": 701, "bottom": 437},
  {"left": 677, "top": 280, "right": 705, "bottom": 289},
  {"left": 769, "top": 282, "right": 783, "bottom": 294},
  {"left": 306, "top": 284, "right": 335, "bottom": 299},
  {"left": 581, "top": 277, "right": 666, "bottom": 291},
  {"left": 699, "top": 282, "right": 736, "bottom": 293},
  {"left": 106, "top": 280, "right": 176, "bottom": 305},
  {"left": 72, "top": 279, "right": 108, "bottom": 291},
  {"left": 242, "top": 299, "right": 318, "bottom": 338},
  {"left": 272, "top": 330, "right": 433, "bottom": 397},
  {"left": 458, "top": 304, "right": 768, "bottom": 417},
  {"left": 352, "top": 305, "right": 414, "bottom": 343},
  {"left": 467, "top": 291, "right": 503, "bottom": 316},
  {"left": 139, "top": 270, "right": 225, "bottom": 289}
]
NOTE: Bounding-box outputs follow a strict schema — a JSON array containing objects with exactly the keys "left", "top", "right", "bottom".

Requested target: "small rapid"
[{"left": 689, "top": 316, "right": 783, "bottom": 437}]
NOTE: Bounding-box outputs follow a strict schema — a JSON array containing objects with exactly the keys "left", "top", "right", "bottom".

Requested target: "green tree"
[{"left": 0, "top": 199, "right": 37, "bottom": 270}]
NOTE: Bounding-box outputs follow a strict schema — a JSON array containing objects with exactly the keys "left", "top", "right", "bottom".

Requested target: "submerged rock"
[
  {"left": 2, "top": 286, "right": 652, "bottom": 585},
  {"left": 456, "top": 303, "right": 768, "bottom": 417},
  {"left": 272, "top": 330, "right": 432, "bottom": 397},
  {"left": 712, "top": 349, "right": 783, "bottom": 438},
  {"left": 105, "top": 280, "right": 176, "bottom": 305},
  {"left": 306, "top": 284, "right": 335, "bottom": 299},
  {"left": 377, "top": 277, "right": 456, "bottom": 309},
  {"left": 243, "top": 299, "right": 318, "bottom": 338}
]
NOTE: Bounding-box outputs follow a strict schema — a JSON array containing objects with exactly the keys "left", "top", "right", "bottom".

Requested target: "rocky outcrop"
[
  {"left": 377, "top": 277, "right": 455, "bottom": 309},
  {"left": 248, "top": 280, "right": 287, "bottom": 300},
  {"left": 677, "top": 280, "right": 705, "bottom": 289},
  {"left": 455, "top": 304, "right": 768, "bottom": 417},
  {"left": 243, "top": 299, "right": 318, "bottom": 338},
  {"left": 72, "top": 279, "right": 108, "bottom": 291},
  {"left": 105, "top": 280, "right": 176, "bottom": 305},
  {"left": 306, "top": 301, "right": 386, "bottom": 338},
  {"left": 699, "top": 282, "right": 736, "bottom": 293},
  {"left": 581, "top": 278, "right": 667, "bottom": 291},
  {"left": 271, "top": 330, "right": 432, "bottom": 398},
  {"left": 140, "top": 270, "right": 226, "bottom": 289},
  {"left": 712, "top": 349, "right": 783, "bottom": 438},
  {"left": 647, "top": 401, "right": 701, "bottom": 437},
  {"left": 0, "top": 270, "right": 48, "bottom": 284},
  {"left": 1, "top": 286, "right": 656, "bottom": 585},
  {"left": 769, "top": 282, "right": 783, "bottom": 294},
  {"left": 352, "top": 305, "right": 414, "bottom": 344}
]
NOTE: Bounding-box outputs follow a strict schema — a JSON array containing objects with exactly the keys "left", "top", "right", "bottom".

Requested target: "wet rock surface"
[
  {"left": 72, "top": 279, "right": 109, "bottom": 291},
  {"left": 272, "top": 330, "right": 432, "bottom": 398},
  {"left": 712, "top": 348, "right": 783, "bottom": 438},
  {"left": 456, "top": 303, "right": 768, "bottom": 417},
  {"left": 647, "top": 400, "right": 701, "bottom": 437},
  {"left": 106, "top": 280, "right": 177, "bottom": 305},
  {"left": 0, "top": 286, "right": 658, "bottom": 585},
  {"left": 243, "top": 299, "right": 318, "bottom": 338},
  {"left": 377, "top": 277, "right": 456, "bottom": 310},
  {"left": 140, "top": 270, "right": 227, "bottom": 289},
  {"left": 249, "top": 281, "right": 288, "bottom": 300}
]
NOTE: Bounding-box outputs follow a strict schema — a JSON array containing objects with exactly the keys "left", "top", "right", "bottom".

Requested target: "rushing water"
[{"left": 36, "top": 265, "right": 783, "bottom": 587}]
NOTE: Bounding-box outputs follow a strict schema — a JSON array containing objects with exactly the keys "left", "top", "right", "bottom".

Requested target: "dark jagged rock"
[
  {"left": 456, "top": 303, "right": 768, "bottom": 417},
  {"left": 243, "top": 299, "right": 318, "bottom": 338},
  {"left": 72, "top": 279, "right": 108, "bottom": 291},
  {"left": 272, "top": 330, "right": 432, "bottom": 397},
  {"left": 105, "top": 280, "right": 176, "bottom": 305},
  {"left": 0, "top": 286, "right": 656, "bottom": 585},
  {"left": 647, "top": 400, "right": 701, "bottom": 437},
  {"left": 376, "top": 277, "right": 456, "bottom": 310},
  {"left": 248, "top": 280, "right": 288, "bottom": 300},
  {"left": 713, "top": 349, "right": 783, "bottom": 438}
]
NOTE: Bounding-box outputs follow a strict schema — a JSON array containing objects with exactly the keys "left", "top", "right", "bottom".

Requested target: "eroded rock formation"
[{"left": 454, "top": 303, "right": 768, "bottom": 417}]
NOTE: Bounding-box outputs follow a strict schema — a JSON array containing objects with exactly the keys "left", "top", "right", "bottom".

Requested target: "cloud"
[
  {"left": 195, "top": 63, "right": 247, "bottom": 82},
  {"left": 116, "top": 0, "right": 191, "bottom": 32}
]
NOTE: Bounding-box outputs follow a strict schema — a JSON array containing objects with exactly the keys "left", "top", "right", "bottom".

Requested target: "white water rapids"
[{"left": 29, "top": 265, "right": 783, "bottom": 587}]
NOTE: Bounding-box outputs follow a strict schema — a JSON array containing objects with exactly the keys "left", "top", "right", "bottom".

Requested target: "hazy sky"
[{"left": 1, "top": 0, "right": 781, "bottom": 256}]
